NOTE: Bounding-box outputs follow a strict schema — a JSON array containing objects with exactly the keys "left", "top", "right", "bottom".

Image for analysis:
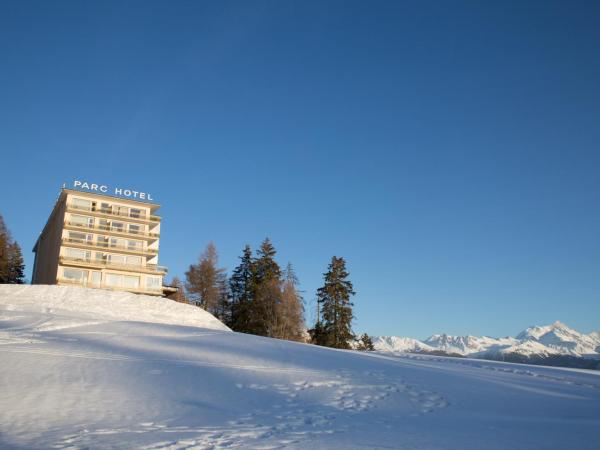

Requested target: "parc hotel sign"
[{"left": 69, "top": 180, "right": 155, "bottom": 202}]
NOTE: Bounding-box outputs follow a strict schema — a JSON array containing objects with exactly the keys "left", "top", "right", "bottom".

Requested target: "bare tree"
[
  {"left": 166, "top": 276, "right": 189, "bottom": 304},
  {"left": 185, "top": 243, "right": 226, "bottom": 317}
]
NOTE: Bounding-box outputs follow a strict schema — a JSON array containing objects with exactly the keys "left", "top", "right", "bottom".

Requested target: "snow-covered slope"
[
  {"left": 375, "top": 320, "right": 600, "bottom": 359},
  {"left": 1, "top": 285, "right": 600, "bottom": 450},
  {"left": 0, "top": 284, "right": 230, "bottom": 332}
]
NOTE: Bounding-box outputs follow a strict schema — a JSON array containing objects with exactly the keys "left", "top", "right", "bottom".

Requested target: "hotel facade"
[{"left": 32, "top": 183, "right": 169, "bottom": 296}]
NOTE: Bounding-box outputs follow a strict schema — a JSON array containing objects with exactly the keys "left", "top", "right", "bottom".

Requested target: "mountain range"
[{"left": 374, "top": 321, "right": 600, "bottom": 369}]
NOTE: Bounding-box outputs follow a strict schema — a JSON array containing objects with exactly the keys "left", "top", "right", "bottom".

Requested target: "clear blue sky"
[{"left": 1, "top": 1, "right": 599, "bottom": 339}]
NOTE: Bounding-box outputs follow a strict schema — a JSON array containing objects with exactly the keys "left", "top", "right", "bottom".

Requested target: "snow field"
[{"left": 1, "top": 285, "right": 599, "bottom": 449}]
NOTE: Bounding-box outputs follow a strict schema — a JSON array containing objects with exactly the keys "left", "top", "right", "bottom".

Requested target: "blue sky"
[{"left": 1, "top": 1, "right": 599, "bottom": 339}]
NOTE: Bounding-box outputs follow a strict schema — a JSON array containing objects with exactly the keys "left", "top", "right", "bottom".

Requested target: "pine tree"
[
  {"left": 214, "top": 271, "right": 232, "bottom": 326},
  {"left": 315, "top": 256, "right": 355, "bottom": 349},
  {"left": 166, "top": 276, "right": 189, "bottom": 304},
  {"left": 7, "top": 242, "right": 25, "bottom": 284},
  {"left": 185, "top": 243, "right": 226, "bottom": 317},
  {"left": 356, "top": 333, "right": 375, "bottom": 351},
  {"left": 250, "top": 238, "right": 282, "bottom": 337},
  {"left": 229, "top": 245, "right": 255, "bottom": 333},
  {"left": 254, "top": 238, "right": 280, "bottom": 283},
  {"left": 0, "top": 214, "right": 9, "bottom": 284},
  {"left": 0, "top": 214, "right": 25, "bottom": 284}
]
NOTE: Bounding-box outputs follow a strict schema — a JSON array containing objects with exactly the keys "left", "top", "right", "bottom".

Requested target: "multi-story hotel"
[{"left": 32, "top": 184, "right": 168, "bottom": 296}]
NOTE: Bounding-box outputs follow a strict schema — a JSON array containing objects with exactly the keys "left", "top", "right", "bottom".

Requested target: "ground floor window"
[
  {"left": 146, "top": 276, "right": 161, "bottom": 290},
  {"left": 105, "top": 273, "right": 140, "bottom": 289},
  {"left": 91, "top": 271, "right": 101, "bottom": 286},
  {"left": 63, "top": 268, "right": 88, "bottom": 284}
]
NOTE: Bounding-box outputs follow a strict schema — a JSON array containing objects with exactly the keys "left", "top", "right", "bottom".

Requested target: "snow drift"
[{"left": 1, "top": 285, "right": 600, "bottom": 449}]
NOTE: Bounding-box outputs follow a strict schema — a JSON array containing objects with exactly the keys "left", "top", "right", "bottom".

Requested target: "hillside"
[{"left": 1, "top": 285, "right": 600, "bottom": 449}]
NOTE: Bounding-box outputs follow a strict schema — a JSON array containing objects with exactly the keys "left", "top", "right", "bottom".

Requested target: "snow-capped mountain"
[
  {"left": 374, "top": 321, "right": 600, "bottom": 360},
  {"left": 516, "top": 321, "right": 599, "bottom": 356},
  {"left": 372, "top": 336, "right": 436, "bottom": 353},
  {"left": 423, "top": 334, "right": 519, "bottom": 355}
]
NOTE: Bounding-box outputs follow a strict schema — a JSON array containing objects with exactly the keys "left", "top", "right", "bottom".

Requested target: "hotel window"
[
  {"left": 100, "top": 202, "right": 111, "bottom": 214},
  {"left": 99, "top": 219, "right": 110, "bottom": 231},
  {"left": 146, "top": 276, "right": 161, "bottom": 290},
  {"left": 112, "top": 221, "right": 124, "bottom": 232},
  {"left": 128, "top": 224, "right": 141, "bottom": 235},
  {"left": 63, "top": 268, "right": 88, "bottom": 284},
  {"left": 91, "top": 271, "right": 101, "bottom": 286},
  {"left": 130, "top": 208, "right": 145, "bottom": 219},
  {"left": 123, "top": 275, "right": 140, "bottom": 288},
  {"left": 94, "top": 252, "right": 105, "bottom": 261},
  {"left": 97, "top": 236, "right": 109, "bottom": 247},
  {"left": 105, "top": 273, "right": 120, "bottom": 287},
  {"left": 68, "top": 231, "right": 92, "bottom": 243},
  {"left": 105, "top": 273, "right": 139, "bottom": 288},
  {"left": 114, "top": 205, "right": 128, "bottom": 217},
  {"left": 71, "top": 215, "right": 94, "bottom": 228},
  {"left": 108, "top": 254, "right": 126, "bottom": 265},
  {"left": 72, "top": 198, "right": 92, "bottom": 211},
  {"left": 126, "top": 255, "right": 142, "bottom": 266},
  {"left": 64, "top": 248, "right": 90, "bottom": 261},
  {"left": 110, "top": 237, "right": 124, "bottom": 249},
  {"left": 127, "top": 239, "right": 142, "bottom": 251}
]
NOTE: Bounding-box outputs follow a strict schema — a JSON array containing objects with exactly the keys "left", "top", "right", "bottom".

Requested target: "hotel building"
[{"left": 32, "top": 187, "right": 168, "bottom": 296}]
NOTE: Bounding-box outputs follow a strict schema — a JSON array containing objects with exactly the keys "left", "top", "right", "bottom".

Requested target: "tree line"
[
  {"left": 172, "top": 238, "right": 374, "bottom": 350},
  {"left": 0, "top": 213, "right": 25, "bottom": 284}
]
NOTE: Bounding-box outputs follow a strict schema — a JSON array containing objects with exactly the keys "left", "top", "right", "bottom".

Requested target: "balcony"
[
  {"left": 64, "top": 220, "right": 160, "bottom": 240},
  {"left": 60, "top": 255, "right": 168, "bottom": 275},
  {"left": 57, "top": 277, "right": 164, "bottom": 296},
  {"left": 67, "top": 203, "right": 161, "bottom": 223},
  {"left": 62, "top": 237, "right": 159, "bottom": 256}
]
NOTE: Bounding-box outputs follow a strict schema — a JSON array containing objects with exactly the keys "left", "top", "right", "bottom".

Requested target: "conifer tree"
[
  {"left": 7, "top": 242, "right": 25, "bottom": 284},
  {"left": 0, "top": 214, "right": 9, "bottom": 284},
  {"left": 185, "top": 243, "right": 226, "bottom": 317},
  {"left": 215, "top": 272, "right": 232, "bottom": 326},
  {"left": 315, "top": 256, "right": 355, "bottom": 349},
  {"left": 229, "top": 245, "right": 255, "bottom": 333},
  {"left": 0, "top": 214, "right": 25, "bottom": 284},
  {"left": 250, "top": 238, "right": 282, "bottom": 337},
  {"left": 356, "top": 333, "right": 375, "bottom": 351},
  {"left": 254, "top": 238, "right": 280, "bottom": 283}
]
